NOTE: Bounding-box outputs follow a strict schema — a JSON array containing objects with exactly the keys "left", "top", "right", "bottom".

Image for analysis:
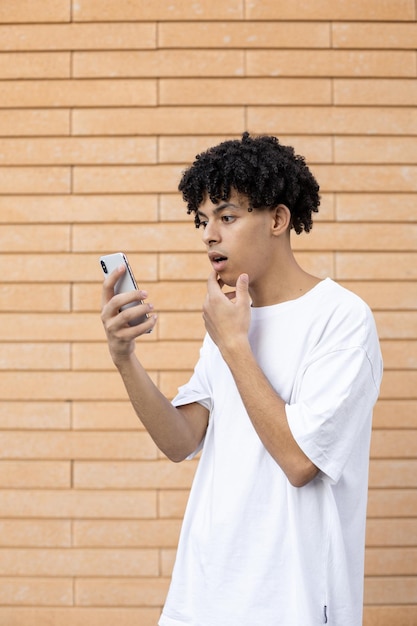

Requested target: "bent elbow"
[
  {"left": 161, "top": 446, "right": 189, "bottom": 463},
  {"left": 287, "top": 461, "right": 319, "bottom": 488}
]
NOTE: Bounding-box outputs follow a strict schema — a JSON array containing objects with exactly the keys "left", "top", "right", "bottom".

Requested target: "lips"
[{"left": 208, "top": 251, "right": 228, "bottom": 272}]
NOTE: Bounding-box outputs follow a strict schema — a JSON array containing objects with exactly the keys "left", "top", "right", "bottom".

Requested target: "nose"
[{"left": 201, "top": 220, "right": 220, "bottom": 246}]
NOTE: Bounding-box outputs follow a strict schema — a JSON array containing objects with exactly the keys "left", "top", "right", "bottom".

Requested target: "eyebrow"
[{"left": 197, "top": 202, "right": 239, "bottom": 219}]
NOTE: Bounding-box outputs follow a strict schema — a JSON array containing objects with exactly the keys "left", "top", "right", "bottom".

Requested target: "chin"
[{"left": 218, "top": 273, "right": 237, "bottom": 287}]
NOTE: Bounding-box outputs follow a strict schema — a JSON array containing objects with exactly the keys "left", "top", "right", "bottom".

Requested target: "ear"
[{"left": 271, "top": 204, "right": 291, "bottom": 236}]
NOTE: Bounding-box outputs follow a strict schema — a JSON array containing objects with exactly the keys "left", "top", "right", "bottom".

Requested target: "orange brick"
[
  {"left": 369, "top": 459, "right": 417, "bottom": 488},
  {"left": 72, "top": 401, "right": 141, "bottom": 430},
  {"left": 74, "top": 519, "right": 181, "bottom": 547},
  {"left": 0, "top": 578, "right": 73, "bottom": 606},
  {"left": 335, "top": 193, "right": 417, "bottom": 221},
  {"left": 308, "top": 164, "right": 417, "bottom": 193},
  {"left": 0, "top": 489, "right": 157, "bottom": 519},
  {"left": 0, "top": 167, "right": 70, "bottom": 194},
  {"left": 365, "top": 576, "right": 417, "bottom": 605},
  {"left": 161, "top": 548, "right": 176, "bottom": 577},
  {"left": 158, "top": 132, "right": 333, "bottom": 163},
  {"left": 159, "top": 192, "right": 195, "bottom": 221},
  {"left": 0, "top": 431, "right": 157, "bottom": 460},
  {"left": 158, "top": 489, "right": 189, "bottom": 518},
  {"left": 0, "top": 224, "right": 70, "bottom": 251},
  {"left": 0, "top": 371, "right": 154, "bottom": 401},
  {"left": 336, "top": 252, "right": 417, "bottom": 280},
  {"left": 373, "top": 400, "right": 417, "bottom": 428},
  {"left": 367, "top": 489, "right": 417, "bottom": 517},
  {"left": 159, "top": 370, "right": 195, "bottom": 399},
  {"left": 72, "top": 223, "right": 201, "bottom": 252},
  {"left": 0, "top": 520, "right": 71, "bottom": 547},
  {"left": 366, "top": 518, "right": 417, "bottom": 546},
  {"left": 334, "top": 137, "right": 417, "bottom": 164},
  {"left": 0, "top": 137, "right": 157, "bottom": 165},
  {"left": 371, "top": 430, "right": 417, "bottom": 459},
  {"left": 0, "top": 253, "right": 157, "bottom": 283},
  {"left": 73, "top": 0, "right": 243, "bottom": 21},
  {"left": 334, "top": 78, "right": 417, "bottom": 106},
  {"left": 247, "top": 50, "right": 416, "bottom": 78},
  {"left": 0, "top": 460, "right": 70, "bottom": 488},
  {"left": 74, "top": 459, "right": 197, "bottom": 489},
  {"left": 333, "top": 22, "right": 417, "bottom": 49},
  {"left": 159, "top": 252, "right": 216, "bottom": 280},
  {"left": 160, "top": 77, "right": 332, "bottom": 105},
  {"left": 365, "top": 546, "right": 417, "bottom": 575},
  {"left": 381, "top": 340, "right": 417, "bottom": 369},
  {"left": 363, "top": 606, "right": 417, "bottom": 626},
  {"left": 0, "top": 194, "right": 158, "bottom": 223},
  {"left": 0, "top": 608, "right": 162, "bottom": 626},
  {"left": 72, "top": 341, "right": 201, "bottom": 371},
  {"left": 73, "top": 106, "right": 245, "bottom": 136},
  {"left": 1, "top": 78, "right": 157, "bottom": 107},
  {"left": 99, "top": 281, "right": 206, "bottom": 311},
  {"left": 0, "top": 314, "right": 101, "bottom": 342},
  {"left": 158, "top": 312, "right": 205, "bottom": 341},
  {"left": 0, "top": 547, "right": 159, "bottom": 576},
  {"left": 0, "top": 343, "right": 70, "bottom": 370},
  {"left": 0, "top": 110, "right": 69, "bottom": 136},
  {"left": 0, "top": 284, "right": 70, "bottom": 311},
  {"left": 293, "top": 223, "right": 417, "bottom": 251},
  {"left": 76, "top": 577, "right": 169, "bottom": 606},
  {"left": 0, "top": 402, "right": 70, "bottom": 429},
  {"left": 73, "top": 50, "right": 244, "bottom": 78},
  {"left": 159, "top": 21, "right": 330, "bottom": 48},
  {"left": 339, "top": 281, "right": 417, "bottom": 310},
  {"left": 0, "top": 0, "right": 69, "bottom": 23},
  {"left": 246, "top": 0, "right": 415, "bottom": 21},
  {"left": 0, "top": 23, "right": 156, "bottom": 51},
  {"left": 380, "top": 371, "right": 417, "bottom": 399},
  {"left": 247, "top": 106, "right": 417, "bottom": 136},
  {"left": 374, "top": 312, "right": 417, "bottom": 339},
  {"left": 0, "top": 52, "right": 70, "bottom": 79},
  {"left": 73, "top": 164, "right": 182, "bottom": 194},
  {"left": 158, "top": 134, "right": 234, "bottom": 162}
]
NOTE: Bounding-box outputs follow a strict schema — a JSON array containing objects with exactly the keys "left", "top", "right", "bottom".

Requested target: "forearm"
[
  {"left": 115, "top": 352, "right": 206, "bottom": 462},
  {"left": 222, "top": 340, "right": 318, "bottom": 487}
]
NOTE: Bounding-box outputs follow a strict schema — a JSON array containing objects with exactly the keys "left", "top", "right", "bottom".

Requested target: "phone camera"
[{"left": 101, "top": 260, "right": 108, "bottom": 274}]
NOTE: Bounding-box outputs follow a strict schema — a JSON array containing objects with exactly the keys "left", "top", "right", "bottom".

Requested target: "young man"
[{"left": 101, "top": 133, "right": 383, "bottom": 626}]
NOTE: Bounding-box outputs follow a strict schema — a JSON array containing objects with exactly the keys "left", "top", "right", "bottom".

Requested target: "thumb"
[{"left": 236, "top": 273, "right": 250, "bottom": 301}]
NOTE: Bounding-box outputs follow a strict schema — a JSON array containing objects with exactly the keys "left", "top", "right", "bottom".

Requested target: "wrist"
[
  {"left": 111, "top": 346, "right": 136, "bottom": 370},
  {"left": 220, "top": 335, "right": 251, "bottom": 363}
]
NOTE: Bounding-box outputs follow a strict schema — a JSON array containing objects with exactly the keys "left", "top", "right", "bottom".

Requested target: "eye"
[
  {"left": 197, "top": 220, "right": 208, "bottom": 229},
  {"left": 221, "top": 215, "right": 235, "bottom": 224}
]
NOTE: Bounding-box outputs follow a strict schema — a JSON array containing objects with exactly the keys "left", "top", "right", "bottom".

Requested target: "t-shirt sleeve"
[
  {"left": 171, "top": 335, "right": 213, "bottom": 458},
  {"left": 286, "top": 345, "right": 381, "bottom": 484},
  {"left": 172, "top": 334, "right": 213, "bottom": 411}
]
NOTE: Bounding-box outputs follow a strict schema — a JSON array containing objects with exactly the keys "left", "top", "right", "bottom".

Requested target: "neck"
[{"left": 250, "top": 249, "right": 321, "bottom": 307}]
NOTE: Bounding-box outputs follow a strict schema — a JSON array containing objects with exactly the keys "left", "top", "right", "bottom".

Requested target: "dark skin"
[{"left": 101, "top": 190, "right": 320, "bottom": 486}]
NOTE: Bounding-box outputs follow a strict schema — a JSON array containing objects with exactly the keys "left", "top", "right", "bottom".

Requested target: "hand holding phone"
[{"left": 100, "top": 252, "right": 150, "bottom": 328}]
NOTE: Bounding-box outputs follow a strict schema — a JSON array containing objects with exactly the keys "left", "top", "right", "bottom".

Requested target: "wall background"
[{"left": 0, "top": 1, "right": 416, "bottom": 624}]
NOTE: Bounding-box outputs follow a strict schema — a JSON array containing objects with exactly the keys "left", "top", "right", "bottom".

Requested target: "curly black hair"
[{"left": 178, "top": 132, "right": 320, "bottom": 234}]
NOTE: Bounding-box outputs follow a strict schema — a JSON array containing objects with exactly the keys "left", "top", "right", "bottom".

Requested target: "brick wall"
[{"left": 0, "top": 1, "right": 416, "bottom": 624}]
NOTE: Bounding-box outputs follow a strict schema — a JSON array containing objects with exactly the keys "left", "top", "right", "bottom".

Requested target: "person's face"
[{"left": 197, "top": 190, "right": 279, "bottom": 290}]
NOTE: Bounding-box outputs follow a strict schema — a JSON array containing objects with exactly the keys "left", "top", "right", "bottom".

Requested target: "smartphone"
[{"left": 100, "top": 252, "right": 149, "bottom": 327}]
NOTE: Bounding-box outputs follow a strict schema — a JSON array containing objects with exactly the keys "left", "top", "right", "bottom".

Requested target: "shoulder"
[
  {"left": 319, "top": 278, "right": 374, "bottom": 323},
  {"left": 310, "top": 279, "right": 381, "bottom": 356}
]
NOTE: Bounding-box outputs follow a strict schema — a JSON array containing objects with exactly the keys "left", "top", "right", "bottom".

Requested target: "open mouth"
[{"left": 209, "top": 254, "right": 228, "bottom": 271}]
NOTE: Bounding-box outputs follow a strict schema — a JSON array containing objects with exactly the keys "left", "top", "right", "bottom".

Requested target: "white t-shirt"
[{"left": 159, "top": 278, "right": 383, "bottom": 626}]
